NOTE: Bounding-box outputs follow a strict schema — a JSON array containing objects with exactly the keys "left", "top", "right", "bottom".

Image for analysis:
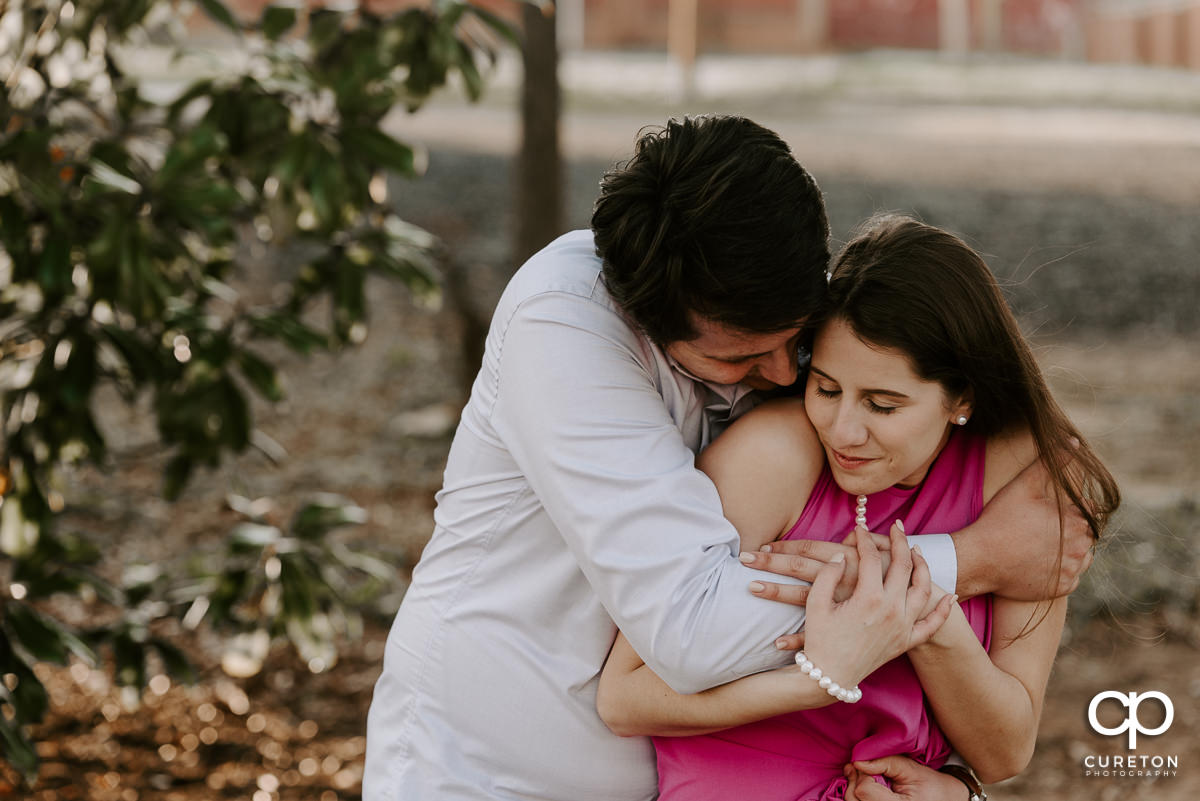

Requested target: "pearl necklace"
[{"left": 855, "top": 494, "right": 868, "bottom": 529}]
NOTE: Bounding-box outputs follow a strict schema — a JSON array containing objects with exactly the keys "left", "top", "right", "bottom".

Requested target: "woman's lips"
[{"left": 831, "top": 449, "right": 875, "bottom": 470}]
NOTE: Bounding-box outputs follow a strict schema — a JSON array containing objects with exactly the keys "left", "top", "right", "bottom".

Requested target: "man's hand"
[
  {"left": 954, "top": 457, "right": 1093, "bottom": 601},
  {"left": 741, "top": 528, "right": 892, "bottom": 606},
  {"left": 844, "top": 756, "right": 971, "bottom": 801}
]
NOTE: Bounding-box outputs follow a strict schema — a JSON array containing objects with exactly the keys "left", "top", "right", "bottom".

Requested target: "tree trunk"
[{"left": 514, "top": 1, "right": 564, "bottom": 269}]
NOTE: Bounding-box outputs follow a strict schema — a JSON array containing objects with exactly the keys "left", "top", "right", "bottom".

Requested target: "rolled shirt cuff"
[{"left": 907, "top": 532, "right": 957, "bottom": 594}]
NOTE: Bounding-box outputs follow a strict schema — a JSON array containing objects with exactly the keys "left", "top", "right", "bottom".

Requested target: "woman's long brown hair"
[{"left": 825, "top": 215, "right": 1120, "bottom": 593}]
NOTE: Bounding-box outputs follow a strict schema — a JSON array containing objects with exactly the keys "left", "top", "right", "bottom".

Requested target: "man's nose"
[{"left": 756, "top": 346, "right": 799, "bottom": 387}]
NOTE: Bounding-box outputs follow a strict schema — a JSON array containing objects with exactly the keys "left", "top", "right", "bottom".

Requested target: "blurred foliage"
[{"left": 0, "top": 0, "right": 520, "bottom": 781}]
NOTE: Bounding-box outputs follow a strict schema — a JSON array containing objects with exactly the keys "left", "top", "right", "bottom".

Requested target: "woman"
[{"left": 596, "top": 215, "right": 1119, "bottom": 800}]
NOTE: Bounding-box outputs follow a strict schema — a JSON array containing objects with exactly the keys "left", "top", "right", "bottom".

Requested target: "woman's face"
[{"left": 804, "top": 317, "right": 971, "bottom": 496}]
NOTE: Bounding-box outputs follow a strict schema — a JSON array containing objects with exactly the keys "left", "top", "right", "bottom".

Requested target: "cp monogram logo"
[{"left": 1088, "top": 691, "right": 1174, "bottom": 749}]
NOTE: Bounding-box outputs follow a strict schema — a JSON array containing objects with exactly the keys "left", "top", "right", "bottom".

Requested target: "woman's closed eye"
[
  {"left": 816, "top": 384, "right": 898, "bottom": 414},
  {"left": 865, "top": 399, "right": 899, "bottom": 414}
]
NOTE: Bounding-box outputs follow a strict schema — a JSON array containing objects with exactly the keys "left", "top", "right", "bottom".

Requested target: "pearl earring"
[{"left": 956, "top": 415, "right": 969, "bottom": 426}]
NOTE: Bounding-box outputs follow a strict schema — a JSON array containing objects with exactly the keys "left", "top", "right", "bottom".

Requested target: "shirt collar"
[{"left": 664, "top": 353, "right": 759, "bottom": 416}]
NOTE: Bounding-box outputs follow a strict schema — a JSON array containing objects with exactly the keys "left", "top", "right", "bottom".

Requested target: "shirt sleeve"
[
  {"left": 489, "top": 290, "right": 805, "bottom": 694},
  {"left": 909, "top": 533, "right": 957, "bottom": 594}
]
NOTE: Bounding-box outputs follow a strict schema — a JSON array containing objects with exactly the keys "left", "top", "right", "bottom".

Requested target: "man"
[{"left": 364, "top": 116, "right": 1090, "bottom": 800}]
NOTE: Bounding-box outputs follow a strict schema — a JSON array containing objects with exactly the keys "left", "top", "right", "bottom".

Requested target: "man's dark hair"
[{"left": 591, "top": 115, "right": 830, "bottom": 345}]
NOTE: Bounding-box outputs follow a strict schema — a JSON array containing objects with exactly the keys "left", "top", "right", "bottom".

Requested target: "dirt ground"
[{"left": 9, "top": 60, "right": 1200, "bottom": 800}]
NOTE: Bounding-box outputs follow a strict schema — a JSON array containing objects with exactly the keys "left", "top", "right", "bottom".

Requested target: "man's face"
[{"left": 665, "top": 315, "right": 806, "bottom": 390}]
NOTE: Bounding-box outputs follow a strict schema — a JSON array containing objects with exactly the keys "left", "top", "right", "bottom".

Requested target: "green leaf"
[
  {"left": 5, "top": 603, "right": 95, "bottom": 666},
  {"left": 166, "top": 79, "right": 216, "bottom": 125},
  {"left": 236, "top": 350, "right": 283, "bottom": 402},
  {"left": 151, "top": 639, "right": 197, "bottom": 684},
  {"left": 279, "top": 553, "right": 320, "bottom": 620},
  {"left": 247, "top": 313, "right": 328, "bottom": 353},
  {"left": 327, "top": 543, "right": 395, "bottom": 582},
  {"left": 198, "top": 0, "right": 241, "bottom": 33},
  {"left": 100, "top": 326, "right": 161, "bottom": 384},
  {"left": 308, "top": 9, "right": 345, "bottom": 54},
  {"left": 230, "top": 522, "right": 282, "bottom": 550},
  {"left": 464, "top": 4, "right": 523, "bottom": 49},
  {"left": 455, "top": 39, "right": 484, "bottom": 101},
  {"left": 0, "top": 713, "right": 38, "bottom": 783},
  {"left": 83, "top": 160, "right": 141, "bottom": 196},
  {"left": 218, "top": 374, "right": 251, "bottom": 451},
  {"left": 38, "top": 234, "right": 72, "bottom": 296},
  {"left": 0, "top": 635, "right": 48, "bottom": 723},
  {"left": 261, "top": 4, "right": 298, "bottom": 41},
  {"left": 112, "top": 630, "right": 147, "bottom": 687},
  {"left": 342, "top": 128, "right": 416, "bottom": 177},
  {"left": 163, "top": 454, "right": 194, "bottom": 501},
  {"left": 292, "top": 494, "right": 367, "bottom": 540}
]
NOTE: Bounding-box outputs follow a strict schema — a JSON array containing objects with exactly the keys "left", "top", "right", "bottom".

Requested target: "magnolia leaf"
[
  {"left": 0, "top": 714, "right": 38, "bottom": 783},
  {"left": 5, "top": 603, "right": 95, "bottom": 666},
  {"left": 261, "top": 4, "right": 298, "bottom": 41},
  {"left": 198, "top": 0, "right": 241, "bottom": 33},
  {"left": 230, "top": 522, "right": 282, "bottom": 549},
  {"left": 151, "top": 639, "right": 197, "bottom": 684},
  {"left": 292, "top": 494, "right": 367, "bottom": 540},
  {"left": 84, "top": 160, "right": 141, "bottom": 196}
]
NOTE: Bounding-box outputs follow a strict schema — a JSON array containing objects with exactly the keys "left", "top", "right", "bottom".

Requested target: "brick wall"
[{"left": 207, "top": 0, "right": 1200, "bottom": 69}]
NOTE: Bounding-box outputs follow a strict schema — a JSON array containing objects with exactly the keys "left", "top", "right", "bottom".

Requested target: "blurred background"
[{"left": 2, "top": 0, "right": 1198, "bottom": 799}]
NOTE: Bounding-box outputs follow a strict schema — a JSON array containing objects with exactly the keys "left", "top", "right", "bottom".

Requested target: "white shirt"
[{"left": 363, "top": 231, "right": 957, "bottom": 801}]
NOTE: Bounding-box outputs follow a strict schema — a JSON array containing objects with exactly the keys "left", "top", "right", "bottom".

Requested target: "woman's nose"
[{"left": 829, "top": 402, "right": 868, "bottom": 448}]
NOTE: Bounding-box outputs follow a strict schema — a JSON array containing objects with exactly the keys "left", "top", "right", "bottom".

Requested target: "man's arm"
[
  {"left": 596, "top": 527, "right": 953, "bottom": 737},
  {"left": 489, "top": 290, "right": 805, "bottom": 693},
  {"left": 737, "top": 456, "right": 1093, "bottom": 605},
  {"left": 952, "top": 456, "right": 1093, "bottom": 599}
]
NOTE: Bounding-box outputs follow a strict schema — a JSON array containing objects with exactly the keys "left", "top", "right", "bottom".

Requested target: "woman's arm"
[
  {"left": 598, "top": 523, "right": 953, "bottom": 736},
  {"left": 597, "top": 630, "right": 833, "bottom": 737},
  {"left": 907, "top": 427, "right": 1067, "bottom": 783},
  {"left": 907, "top": 596, "right": 1066, "bottom": 783}
]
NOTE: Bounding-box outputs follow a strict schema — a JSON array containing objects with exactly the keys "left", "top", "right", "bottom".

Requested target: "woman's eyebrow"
[{"left": 810, "top": 366, "right": 910, "bottom": 399}]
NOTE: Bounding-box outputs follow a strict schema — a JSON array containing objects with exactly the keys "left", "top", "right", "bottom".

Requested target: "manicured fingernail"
[
  {"left": 831, "top": 553, "right": 845, "bottom": 564},
  {"left": 894, "top": 518, "right": 905, "bottom": 533},
  {"left": 775, "top": 638, "right": 789, "bottom": 649},
  {"left": 739, "top": 552, "right": 755, "bottom": 564},
  {"left": 749, "top": 581, "right": 765, "bottom": 593},
  {"left": 911, "top": 544, "right": 922, "bottom": 556},
  {"left": 952, "top": 594, "right": 960, "bottom": 604},
  {"left": 760, "top": 544, "right": 772, "bottom": 552}
]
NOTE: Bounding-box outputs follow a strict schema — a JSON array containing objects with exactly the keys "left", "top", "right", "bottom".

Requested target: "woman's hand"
[{"left": 797, "top": 521, "right": 955, "bottom": 688}]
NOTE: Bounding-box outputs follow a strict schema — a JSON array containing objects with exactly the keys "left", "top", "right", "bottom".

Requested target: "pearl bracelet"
[{"left": 794, "top": 652, "right": 862, "bottom": 704}]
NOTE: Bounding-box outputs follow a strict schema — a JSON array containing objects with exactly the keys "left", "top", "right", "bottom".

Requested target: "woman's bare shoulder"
[
  {"left": 698, "top": 398, "right": 826, "bottom": 549},
  {"left": 700, "top": 398, "right": 822, "bottom": 473}
]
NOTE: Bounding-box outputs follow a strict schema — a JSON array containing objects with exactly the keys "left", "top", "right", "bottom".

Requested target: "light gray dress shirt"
[{"left": 363, "top": 230, "right": 957, "bottom": 801}]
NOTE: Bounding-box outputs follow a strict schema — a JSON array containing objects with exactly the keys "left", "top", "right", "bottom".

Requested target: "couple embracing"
[{"left": 364, "top": 115, "right": 1119, "bottom": 801}]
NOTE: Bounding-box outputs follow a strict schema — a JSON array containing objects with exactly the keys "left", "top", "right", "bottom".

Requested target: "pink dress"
[{"left": 654, "top": 430, "right": 993, "bottom": 801}]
